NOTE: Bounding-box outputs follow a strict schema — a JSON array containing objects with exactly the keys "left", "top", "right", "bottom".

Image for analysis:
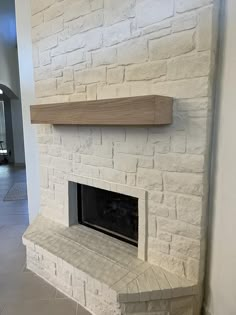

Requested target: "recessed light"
[{"left": 0, "top": 89, "right": 3, "bottom": 95}]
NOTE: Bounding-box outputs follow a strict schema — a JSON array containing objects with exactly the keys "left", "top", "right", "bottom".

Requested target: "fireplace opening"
[{"left": 77, "top": 184, "right": 138, "bottom": 246}]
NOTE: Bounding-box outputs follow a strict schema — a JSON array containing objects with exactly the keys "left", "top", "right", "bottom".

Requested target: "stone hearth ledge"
[{"left": 23, "top": 215, "right": 199, "bottom": 315}]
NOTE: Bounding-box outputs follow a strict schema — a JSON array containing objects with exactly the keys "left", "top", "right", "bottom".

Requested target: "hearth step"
[{"left": 23, "top": 215, "right": 199, "bottom": 315}]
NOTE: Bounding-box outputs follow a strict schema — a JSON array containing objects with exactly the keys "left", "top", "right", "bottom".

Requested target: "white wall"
[
  {"left": 0, "top": 0, "right": 25, "bottom": 165},
  {"left": 15, "top": 0, "right": 40, "bottom": 222},
  {"left": 0, "top": 0, "right": 19, "bottom": 96},
  {"left": 205, "top": 1, "right": 236, "bottom": 314}
]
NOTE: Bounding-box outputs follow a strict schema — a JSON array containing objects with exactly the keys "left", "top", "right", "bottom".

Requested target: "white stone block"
[
  {"left": 114, "top": 154, "right": 137, "bottom": 173},
  {"left": 64, "top": 0, "right": 91, "bottom": 22},
  {"left": 32, "top": 17, "right": 63, "bottom": 42},
  {"left": 138, "top": 158, "right": 153, "bottom": 169},
  {"left": 67, "top": 50, "right": 85, "bottom": 66},
  {"left": 57, "top": 79, "right": 74, "bottom": 95},
  {"left": 129, "top": 82, "right": 152, "bottom": 97},
  {"left": 126, "top": 61, "right": 166, "bottom": 81},
  {"left": 100, "top": 168, "right": 126, "bottom": 184},
  {"left": 197, "top": 6, "right": 213, "bottom": 51},
  {"left": 155, "top": 153, "right": 204, "bottom": 173},
  {"left": 167, "top": 52, "right": 210, "bottom": 80},
  {"left": 52, "top": 54, "right": 67, "bottom": 70},
  {"left": 117, "top": 38, "right": 148, "bottom": 65},
  {"left": 31, "top": 0, "right": 55, "bottom": 15},
  {"left": 34, "top": 66, "right": 51, "bottom": 81},
  {"left": 172, "top": 235, "right": 200, "bottom": 260},
  {"left": 137, "top": 168, "right": 162, "bottom": 191},
  {"left": 94, "top": 143, "right": 113, "bottom": 158},
  {"left": 69, "top": 94, "right": 86, "bottom": 102},
  {"left": 104, "top": 20, "right": 131, "bottom": 47},
  {"left": 157, "top": 218, "right": 201, "bottom": 240},
  {"left": 75, "top": 68, "right": 106, "bottom": 84},
  {"left": 177, "top": 195, "right": 203, "bottom": 226},
  {"left": 74, "top": 163, "right": 100, "bottom": 178},
  {"left": 126, "top": 174, "right": 136, "bottom": 186},
  {"left": 152, "top": 77, "right": 209, "bottom": 99},
  {"left": 48, "top": 145, "right": 61, "bottom": 157},
  {"left": 177, "top": 100, "right": 208, "bottom": 118},
  {"left": 154, "top": 140, "right": 170, "bottom": 154},
  {"left": 92, "top": 47, "right": 117, "bottom": 66},
  {"left": 122, "top": 301, "right": 146, "bottom": 313},
  {"left": 176, "top": 0, "right": 212, "bottom": 13},
  {"left": 164, "top": 172, "right": 203, "bottom": 196},
  {"left": 53, "top": 158, "right": 73, "bottom": 173},
  {"left": 35, "top": 79, "right": 57, "bottom": 98},
  {"left": 172, "top": 12, "right": 197, "bottom": 33},
  {"left": 63, "top": 68, "right": 74, "bottom": 82},
  {"left": 97, "top": 85, "right": 117, "bottom": 99},
  {"left": 148, "top": 191, "right": 163, "bottom": 203},
  {"left": 68, "top": 10, "right": 103, "bottom": 36},
  {"left": 158, "top": 232, "right": 172, "bottom": 242},
  {"left": 136, "top": 0, "right": 174, "bottom": 28},
  {"left": 186, "top": 258, "right": 200, "bottom": 281},
  {"left": 186, "top": 117, "right": 207, "bottom": 154},
  {"left": 90, "top": 0, "right": 104, "bottom": 11},
  {"left": 115, "top": 142, "right": 153, "bottom": 156},
  {"left": 87, "top": 84, "right": 97, "bottom": 100},
  {"left": 62, "top": 34, "right": 85, "bottom": 53},
  {"left": 38, "top": 135, "right": 53, "bottom": 146},
  {"left": 82, "top": 155, "right": 113, "bottom": 168},
  {"left": 107, "top": 67, "right": 124, "bottom": 84},
  {"left": 148, "top": 251, "right": 185, "bottom": 278},
  {"left": 149, "top": 30, "right": 195, "bottom": 60},
  {"left": 164, "top": 193, "right": 176, "bottom": 209},
  {"left": 149, "top": 202, "right": 170, "bottom": 218},
  {"left": 149, "top": 238, "right": 170, "bottom": 254},
  {"left": 142, "top": 20, "right": 171, "bottom": 35},
  {"left": 44, "top": 2, "right": 64, "bottom": 22},
  {"left": 104, "top": 0, "right": 135, "bottom": 26},
  {"left": 40, "top": 51, "right": 51, "bottom": 66},
  {"left": 32, "top": 12, "right": 44, "bottom": 28},
  {"left": 171, "top": 133, "right": 186, "bottom": 153},
  {"left": 115, "top": 84, "right": 130, "bottom": 98},
  {"left": 73, "top": 285, "right": 86, "bottom": 306},
  {"left": 85, "top": 29, "right": 103, "bottom": 51}
]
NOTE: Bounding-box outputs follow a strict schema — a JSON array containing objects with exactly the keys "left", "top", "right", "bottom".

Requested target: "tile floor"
[{"left": 0, "top": 165, "right": 91, "bottom": 315}]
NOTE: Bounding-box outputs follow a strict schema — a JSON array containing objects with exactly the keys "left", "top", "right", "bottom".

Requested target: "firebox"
[{"left": 77, "top": 184, "right": 138, "bottom": 246}]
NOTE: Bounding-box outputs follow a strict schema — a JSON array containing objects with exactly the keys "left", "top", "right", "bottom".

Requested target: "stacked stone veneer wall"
[{"left": 31, "top": 0, "right": 219, "bottom": 283}]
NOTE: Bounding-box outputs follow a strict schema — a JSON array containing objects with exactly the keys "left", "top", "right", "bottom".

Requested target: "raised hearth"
[{"left": 23, "top": 216, "right": 198, "bottom": 315}]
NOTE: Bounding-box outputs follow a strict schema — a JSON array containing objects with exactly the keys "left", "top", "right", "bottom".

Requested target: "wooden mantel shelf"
[{"left": 30, "top": 95, "right": 173, "bottom": 126}]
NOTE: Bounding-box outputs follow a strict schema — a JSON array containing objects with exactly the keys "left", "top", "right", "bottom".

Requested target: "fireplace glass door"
[{"left": 77, "top": 184, "right": 138, "bottom": 246}]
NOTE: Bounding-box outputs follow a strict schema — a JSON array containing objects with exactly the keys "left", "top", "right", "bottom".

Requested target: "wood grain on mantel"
[{"left": 30, "top": 95, "right": 173, "bottom": 125}]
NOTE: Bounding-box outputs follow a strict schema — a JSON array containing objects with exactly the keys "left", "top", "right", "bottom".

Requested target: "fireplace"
[{"left": 77, "top": 184, "right": 138, "bottom": 246}]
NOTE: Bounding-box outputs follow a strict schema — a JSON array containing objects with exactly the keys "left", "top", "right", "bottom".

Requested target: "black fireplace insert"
[{"left": 77, "top": 184, "right": 138, "bottom": 246}]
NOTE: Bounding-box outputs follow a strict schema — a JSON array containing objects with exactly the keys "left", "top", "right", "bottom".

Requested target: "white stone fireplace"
[
  {"left": 24, "top": 122, "right": 203, "bottom": 315},
  {"left": 24, "top": 0, "right": 220, "bottom": 314}
]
